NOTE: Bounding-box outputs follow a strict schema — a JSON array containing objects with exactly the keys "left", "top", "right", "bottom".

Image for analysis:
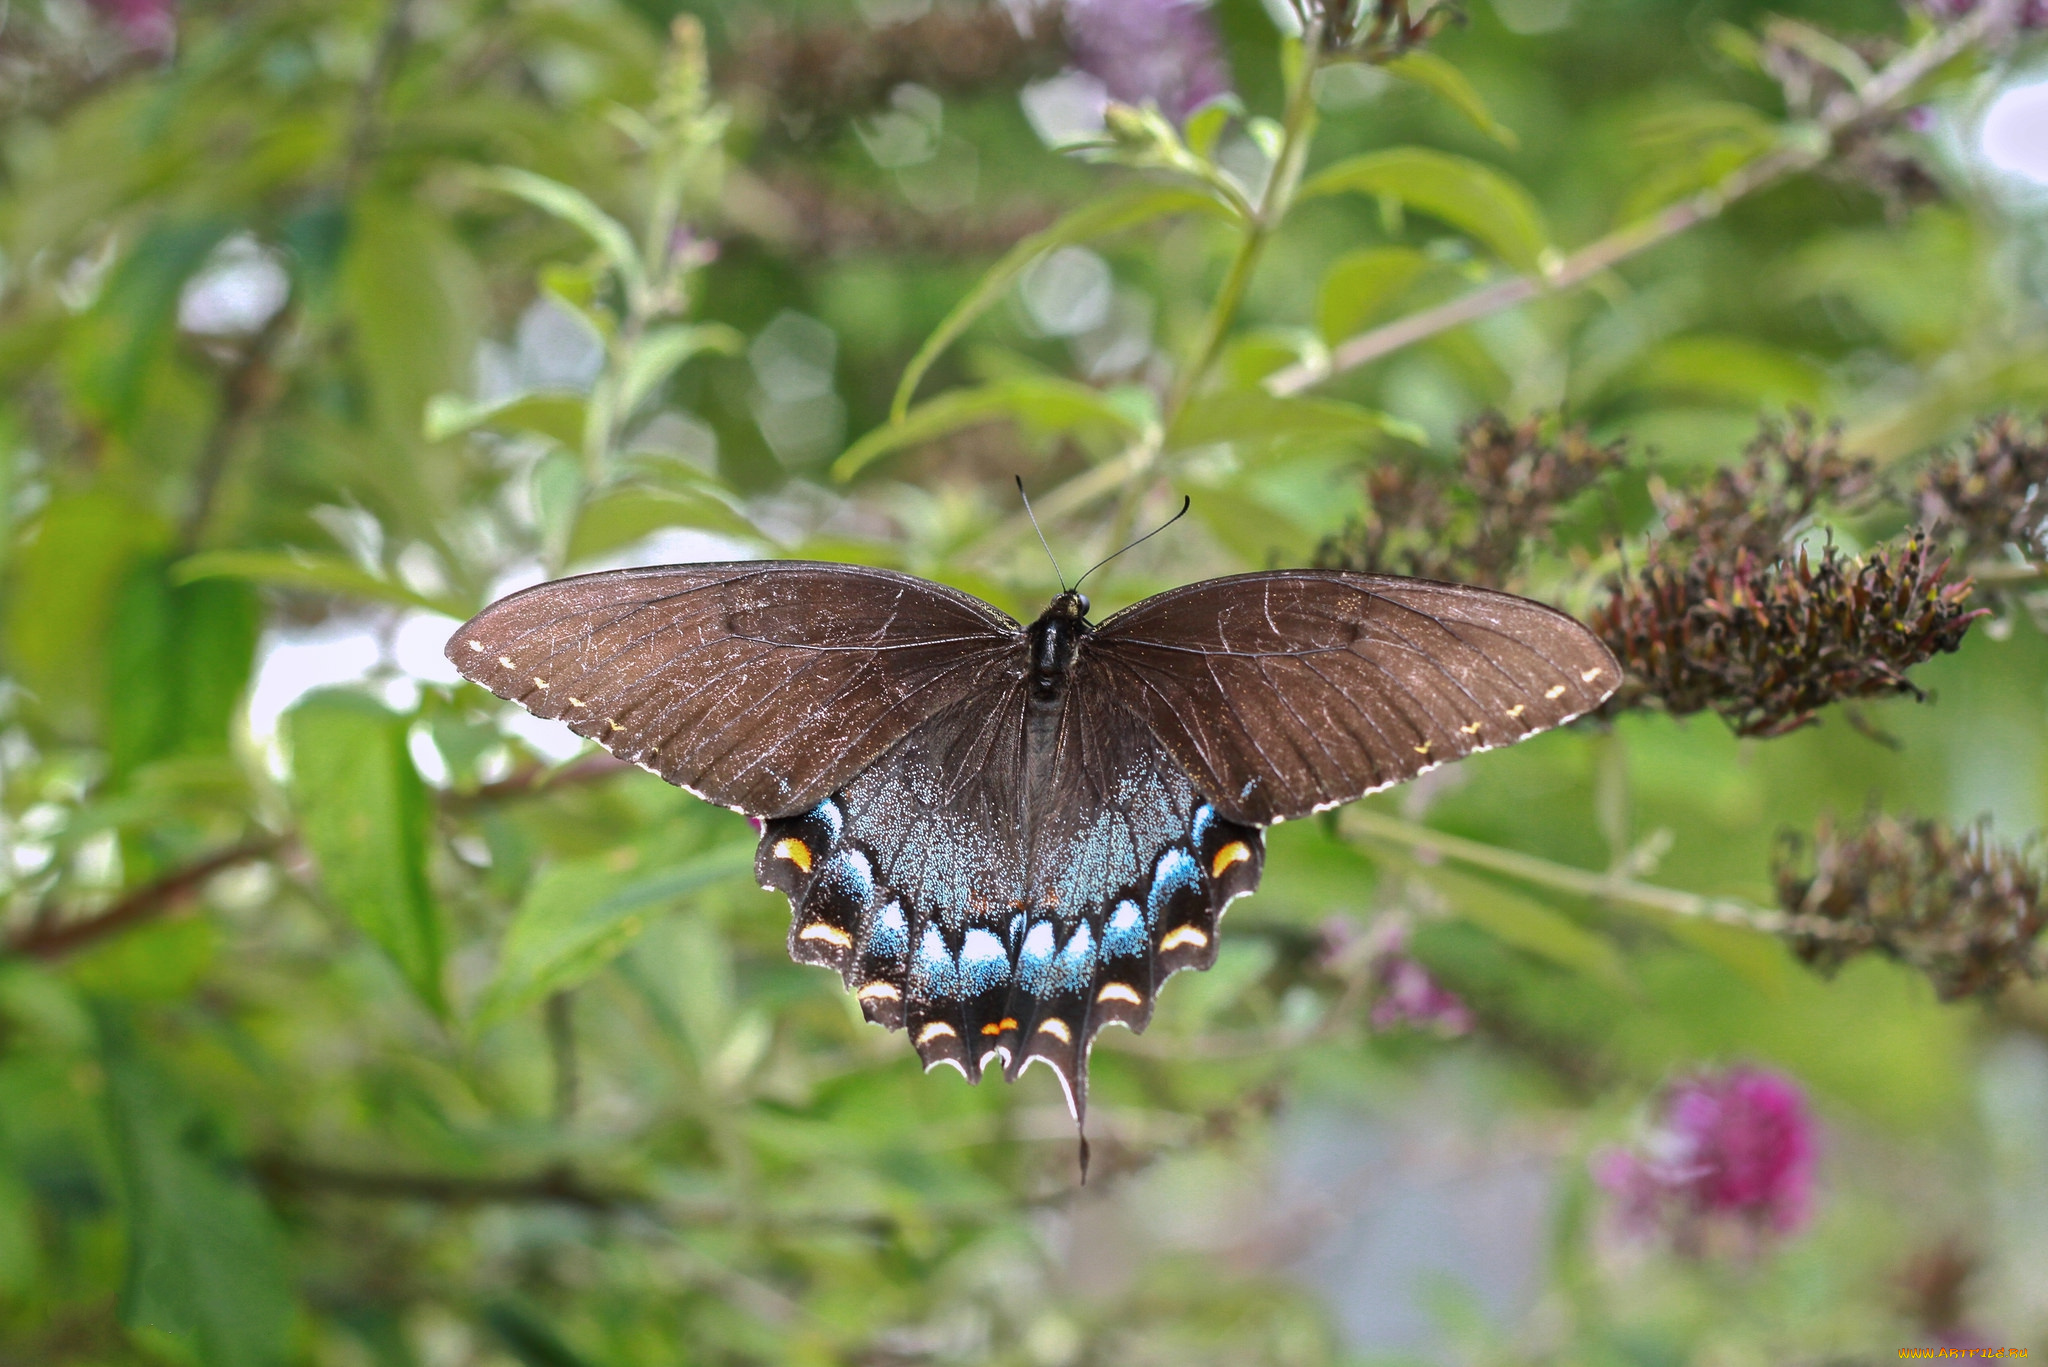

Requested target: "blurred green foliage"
[{"left": 2, "top": 0, "right": 2048, "bottom": 1362}]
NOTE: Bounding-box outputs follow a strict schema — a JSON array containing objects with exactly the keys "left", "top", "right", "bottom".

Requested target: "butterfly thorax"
[{"left": 1028, "top": 591, "right": 1091, "bottom": 703}]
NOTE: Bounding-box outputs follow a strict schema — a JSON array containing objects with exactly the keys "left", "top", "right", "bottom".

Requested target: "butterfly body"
[{"left": 448, "top": 561, "right": 1618, "bottom": 1139}]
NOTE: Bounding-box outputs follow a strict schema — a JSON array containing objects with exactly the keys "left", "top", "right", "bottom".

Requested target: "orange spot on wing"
[
  {"left": 773, "top": 838, "right": 813, "bottom": 872},
  {"left": 1210, "top": 841, "right": 1251, "bottom": 878}
]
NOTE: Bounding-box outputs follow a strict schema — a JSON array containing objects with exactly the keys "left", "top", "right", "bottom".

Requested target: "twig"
[
  {"left": 251, "top": 1153, "right": 643, "bottom": 1212},
  {"left": 10, "top": 755, "right": 637, "bottom": 962},
  {"left": 179, "top": 303, "right": 295, "bottom": 551},
  {"left": 1263, "top": 1, "right": 2014, "bottom": 397},
  {"left": 343, "top": 0, "right": 418, "bottom": 187},
  {"left": 546, "top": 990, "right": 578, "bottom": 1124},
  {"left": 448, "top": 750, "right": 634, "bottom": 808},
  {"left": 1340, "top": 807, "right": 1871, "bottom": 942},
  {"left": 5, "top": 835, "right": 286, "bottom": 960}
]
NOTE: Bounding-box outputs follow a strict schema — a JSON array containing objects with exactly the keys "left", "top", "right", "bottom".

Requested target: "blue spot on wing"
[
  {"left": 958, "top": 928, "right": 1010, "bottom": 994},
  {"left": 811, "top": 798, "right": 843, "bottom": 843},
  {"left": 911, "top": 924, "right": 957, "bottom": 997},
  {"left": 1103, "top": 900, "right": 1146, "bottom": 957},
  {"left": 1017, "top": 921, "right": 1057, "bottom": 993},
  {"left": 823, "top": 849, "right": 874, "bottom": 906},
  {"left": 1191, "top": 803, "right": 1215, "bottom": 847},
  {"left": 866, "top": 900, "right": 907, "bottom": 958},
  {"left": 1054, "top": 923, "right": 1095, "bottom": 993},
  {"left": 1148, "top": 847, "right": 1200, "bottom": 920}
]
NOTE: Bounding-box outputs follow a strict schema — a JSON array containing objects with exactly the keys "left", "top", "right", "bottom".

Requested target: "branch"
[
  {"left": 1340, "top": 807, "right": 1870, "bottom": 942},
  {"left": 250, "top": 1153, "right": 645, "bottom": 1212},
  {"left": 9, "top": 754, "right": 637, "bottom": 961},
  {"left": 1263, "top": 1, "right": 2015, "bottom": 397},
  {"left": 179, "top": 303, "right": 295, "bottom": 551},
  {"left": 446, "top": 750, "right": 634, "bottom": 809},
  {"left": 5, "top": 835, "right": 286, "bottom": 960}
]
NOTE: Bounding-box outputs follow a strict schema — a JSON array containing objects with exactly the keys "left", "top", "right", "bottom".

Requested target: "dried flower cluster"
[
  {"left": 1595, "top": 416, "right": 1980, "bottom": 735},
  {"left": 1774, "top": 813, "right": 2046, "bottom": 999},
  {"left": 1291, "top": 0, "right": 1459, "bottom": 59},
  {"left": 1592, "top": 1065, "right": 1818, "bottom": 1254},
  {"left": 724, "top": 3, "right": 1067, "bottom": 137},
  {"left": 1596, "top": 534, "right": 1982, "bottom": 737},
  {"left": 1914, "top": 412, "right": 2048, "bottom": 563},
  {"left": 1656, "top": 414, "right": 1877, "bottom": 559},
  {"left": 1315, "top": 412, "right": 1626, "bottom": 587},
  {"left": 1757, "top": 19, "right": 1942, "bottom": 216}
]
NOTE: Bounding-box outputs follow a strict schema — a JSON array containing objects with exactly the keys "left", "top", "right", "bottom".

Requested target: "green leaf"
[
  {"left": 5, "top": 492, "right": 169, "bottom": 737},
  {"left": 61, "top": 219, "right": 229, "bottom": 434},
  {"left": 476, "top": 842, "right": 754, "bottom": 1026},
  {"left": 1316, "top": 246, "right": 1439, "bottom": 345},
  {"left": 616, "top": 322, "right": 746, "bottom": 419},
  {"left": 890, "top": 186, "right": 1236, "bottom": 423},
  {"left": 1183, "top": 92, "right": 1246, "bottom": 161},
  {"left": 1299, "top": 148, "right": 1552, "bottom": 275},
  {"left": 108, "top": 557, "right": 260, "bottom": 782},
  {"left": 1385, "top": 52, "right": 1519, "bottom": 148},
  {"left": 425, "top": 391, "right": 588, "bottom": 449},
  {"left": 472, "top": 167, "right": 646, "bottom": 304},
  {"left": 567, "top": 485, "right": 760, "bottom": 562},
  {"left": 1421, "top": 865, "right": 1632, "bottom": 991},
  {"left": 838, "top": 377, "right": 1147, "bottom": 481},
  {"left": 97, "top": 1007, "right": 293, "bottom": 1367},
  {"left": 286, "top": 691, "right": 445, "bottom": 1014},
  {"left": 1170, "top": 391, "right": 1423, "bottom": 453},
  {"left": 1627, "top": 335, "right": 1827, "bottom": 408},
  {"left": 172, "top": 550, "right": 471, "bottom": 619},
  {"left": 342, "top": 195, "right": 484, "bottom": 445}
]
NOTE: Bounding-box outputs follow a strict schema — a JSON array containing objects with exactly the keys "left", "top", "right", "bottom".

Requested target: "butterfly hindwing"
[{"left": 753, "top": 671, "right": 1267, "bottom": 1120}]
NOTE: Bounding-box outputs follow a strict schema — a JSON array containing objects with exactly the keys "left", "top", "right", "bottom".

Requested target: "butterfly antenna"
[
  {"left": 1072, "top": 495, "right": 1192, "bottom": 593},
  {"left": 1016, "top": 475, "right": 1069, "bottom": 592}
]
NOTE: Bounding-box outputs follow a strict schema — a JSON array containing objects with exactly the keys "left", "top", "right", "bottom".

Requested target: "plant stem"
[
  {"left": 1090, "top": 28, "right": 1323, "bottom": 550},
  {"left": 1340, "top": 807, "right": 1866, "bottom": 941},
  {"left": 1263, "top": 0, "right": 2015, "bottom": 397},
  {"left": 1163, "top": 29, "right": 1323, "bottom": 426}
]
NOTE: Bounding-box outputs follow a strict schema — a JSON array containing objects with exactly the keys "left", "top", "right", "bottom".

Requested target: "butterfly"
[{"left": 447, "top": 557, "right": 1619, "bottom": 1169}]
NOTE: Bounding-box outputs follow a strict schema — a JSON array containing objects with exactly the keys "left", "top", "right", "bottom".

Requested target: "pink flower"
[
  {"left": 1914, "top": 0, "right": 2048, "bottom": 28},
  {"left": 1363, "top": 921, "right": 1472, "bottom": 1037},
  {"left": 1594, "top": 1065, "right": 1819, "bottom": 1252},
  {"left": 86, "top": 0, "right": 176, "bottom": 53},
  {"left": 1064, "top": 0, "right": 1232, "bottom": 123}
]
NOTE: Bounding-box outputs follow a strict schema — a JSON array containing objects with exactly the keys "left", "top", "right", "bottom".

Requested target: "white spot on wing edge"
[{"left": 916, "top": 1021, "right": 956, "bottom": 1046}]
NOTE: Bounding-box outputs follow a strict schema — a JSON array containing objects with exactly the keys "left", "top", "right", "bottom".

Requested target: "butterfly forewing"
[
  {"left": 1088, "top": 571, "right": 1621, "bottom": 826},
  {"left": 445, "top": 561, "right": 1025, "bottom": 816}
]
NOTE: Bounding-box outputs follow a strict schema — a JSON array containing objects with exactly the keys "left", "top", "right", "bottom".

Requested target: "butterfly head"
[{"left": 1048, "top": 590, "right": 1090, "bottom": 621}]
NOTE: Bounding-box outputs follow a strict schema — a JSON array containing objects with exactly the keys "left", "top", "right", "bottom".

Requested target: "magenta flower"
[
  {"left": 1364, "top": 922, "right": 1472, "bottom": 1036},
  {"left": 1064, "top": 0, "right": 1233, "bottom": 123},
  {"left": 1594, "top": 1065, "right": 1819, "bottom": 1253}
]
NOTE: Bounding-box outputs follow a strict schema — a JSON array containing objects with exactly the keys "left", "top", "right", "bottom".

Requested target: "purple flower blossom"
[
  {"left": 1914, "top": 0, "right": 2048, "bottom": 28},
  {"left": 1364, "top": 921, "right": 1472, "bottom": 1036},
  {"left": 1064, "top": 0, "right": 1232, "bottom": 123},
  {"left": 1594, "top": 1065, "right": 1819, "bottom": 1252},
  {"left": 86, "top": 0, "right": 177, "bottom": 53}
]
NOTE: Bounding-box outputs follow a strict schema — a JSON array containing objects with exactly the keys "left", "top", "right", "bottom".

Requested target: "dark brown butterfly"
[{"left": 447, "top": 560, "right": 1619, "bottom": 1167}]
